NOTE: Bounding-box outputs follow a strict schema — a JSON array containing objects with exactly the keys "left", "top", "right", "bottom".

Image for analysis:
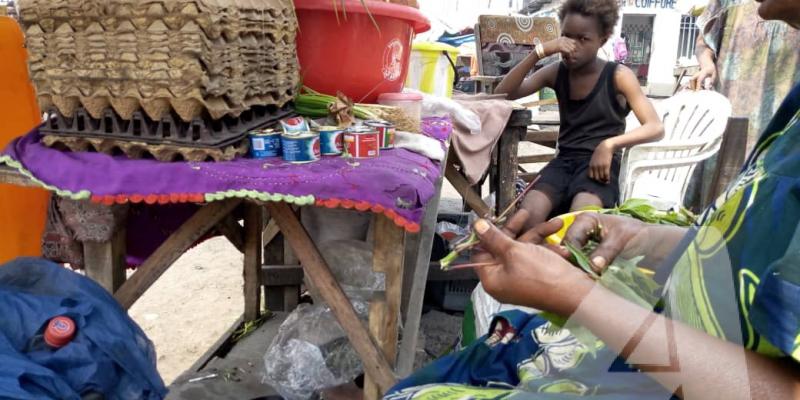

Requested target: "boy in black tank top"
[{"left": 495, "top": 0, "right": 664, "bottom": 230}]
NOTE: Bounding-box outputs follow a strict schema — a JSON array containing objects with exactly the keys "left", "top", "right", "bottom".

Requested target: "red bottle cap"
[{"left": 44, "top": 316, "right": 76, "bottom": 348}]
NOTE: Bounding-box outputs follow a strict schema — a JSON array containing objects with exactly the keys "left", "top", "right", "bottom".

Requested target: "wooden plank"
[
  {"left": 243, "top": 203, "right": 264, "bottom": 321},
  {"left": 445, "top": 156, "right": 491, "bottom": 218},
  {"left": 519, "top": 98, "right": 559, "bottom": 108},
  {"left": 0, "top": 165, "right": 36, "bottom": 187},
  {"left": 263, "top": 219, "right": 288, "bottom": 312},
  {"left": 260, "top": 264, "right": 304, "bottom": 286},
  {"left": 705, "top": 117, "right": 749, "bottom": 206},
  {"left": 364, "top": 295, "right": 388, "bottom": 400},
  {"left": 507, "top": 109, "right": 532, "bottom": 128},
  {"left": 216, "top": 214, "right": 245, "bottom": 253},
  {"left": 261, "top": 218, "right": 280, "bottom": 249},
  {"left": 264, "top": 202, "right": 397, "bottom": 393},
  {"left": 83, "top": 224, "right": 127, "bottom": 293},
  {"left": 530, "top": 111, "right": 560, "bottom": 126},
  {"left": 496, "top": 126, "right": 523, "bottom": 217},
  {"left": 397, "top": 175, "right": 444, "bottom": 376},
  {"left": 525, "top": 129, "right": 558, "bottom": 147},
  {"left": 518, "top": 154, "right": 555, "bottom": 164},
  {"left": 114, "top": 199, "right": 241, "bottom": 309},
  {"left": 365, "top": 215, "right": 405, "bottom": 397},
  {"left": 373, "top": 215, "right": 405, "bottom": 359}
]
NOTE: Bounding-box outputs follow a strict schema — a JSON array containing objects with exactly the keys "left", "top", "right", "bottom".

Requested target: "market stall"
[{"left": 0, "top": 0, "right": 448, "bottom": 398}]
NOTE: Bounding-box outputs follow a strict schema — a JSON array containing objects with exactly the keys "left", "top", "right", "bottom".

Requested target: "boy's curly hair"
[{"left": 558, "top": 0, "right": 620, "bottom": 38}]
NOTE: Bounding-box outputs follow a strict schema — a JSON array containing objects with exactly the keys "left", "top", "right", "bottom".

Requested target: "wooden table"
[
  {"left": 0, "top": 154, "right": 447, "bottom": 399},
  {"left": 444, "top": 108, "right": 534, "bottom": 217}
]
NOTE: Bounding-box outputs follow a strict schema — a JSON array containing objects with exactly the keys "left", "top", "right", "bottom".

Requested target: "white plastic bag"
[{"left": 405, "top": 89, "right": 481, "bottom": 134}]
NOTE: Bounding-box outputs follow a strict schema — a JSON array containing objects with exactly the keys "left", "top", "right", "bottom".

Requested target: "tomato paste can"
[
  {"left": 249, "top": 128, "right": 282, "bottom": 158},
  {"left": 364, "top": 120, "right": 396, "bottom": 149},
  {"left": 281, "top": 132, "right": 320, "bottom": 163},
  {"left": 344, "top": 127, "right": 380, "bottom": 159},
  {"left": 315, "top": 126, "right": 345, "bottom": 155}
]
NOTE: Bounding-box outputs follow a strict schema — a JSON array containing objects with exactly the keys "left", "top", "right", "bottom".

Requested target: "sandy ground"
[
  {"left": 128, "top": 140, "right": 553, "bottom": 386},
  {"left": 128, "top": 237, "right": 244, "bottom": 385}
]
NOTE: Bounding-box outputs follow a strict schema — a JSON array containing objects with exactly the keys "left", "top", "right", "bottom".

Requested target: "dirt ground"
[{"left": 128, "top": 141, "right": 552, "bottom": 386}]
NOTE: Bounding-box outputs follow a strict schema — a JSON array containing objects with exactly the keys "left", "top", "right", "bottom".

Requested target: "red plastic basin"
[{"left": 294, "top": 0, "right": 430, "bottom": 103}]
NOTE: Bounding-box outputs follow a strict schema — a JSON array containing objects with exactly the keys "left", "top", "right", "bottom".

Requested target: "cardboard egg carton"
[{"left": 17, "top": 0, "right": 299, "bottom": 122}]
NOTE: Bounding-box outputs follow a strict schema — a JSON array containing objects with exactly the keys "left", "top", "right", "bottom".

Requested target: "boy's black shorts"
[{"left": 533, "top": 154, "right": 621, "bottom": 209}]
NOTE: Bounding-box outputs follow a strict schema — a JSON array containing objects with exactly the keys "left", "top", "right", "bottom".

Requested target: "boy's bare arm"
[{"left": 607, "top": 66, "right": 664, "bottom": 150}]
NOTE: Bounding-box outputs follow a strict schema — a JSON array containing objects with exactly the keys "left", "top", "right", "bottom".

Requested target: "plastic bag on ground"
[{"left": 263, "top": 301, "right": 368, "bottom": 400}]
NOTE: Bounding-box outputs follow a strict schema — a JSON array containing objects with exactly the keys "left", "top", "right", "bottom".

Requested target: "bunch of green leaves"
[
  {"left": 585, "top": 198, "right": 697, "bottom": 227},
  {"left": 539, "top": 240, "right": 662, "bottom": 355}
]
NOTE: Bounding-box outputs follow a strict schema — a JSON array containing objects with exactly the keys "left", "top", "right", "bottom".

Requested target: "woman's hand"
[
  {"left": 589, "top": 140, "right": 615, "bottom": 183},
  {"left": 543, "top": 37, "right": 578, "bottom": 59},
  {"left": 470, "top": 218, "right": 593, "bottom": 315},
  {"left": 560, "top": 213, "right": 649, "bottom": 272}
]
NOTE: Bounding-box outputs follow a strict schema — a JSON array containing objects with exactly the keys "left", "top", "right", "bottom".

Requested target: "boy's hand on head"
[
  {"left": 589, "top": 140, "right": 614, "bottom": 183},
  {"left": 543, "top": 37, "right": 578, "bottom": 59}
]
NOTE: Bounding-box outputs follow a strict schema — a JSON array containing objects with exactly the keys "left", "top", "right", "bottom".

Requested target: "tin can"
[
  {"left": 316, "top": 126, "right": 345, "bottom": 155},
  {"left": 281, "top": 132, "right": 320, "bottom": 163},
  {"left": 279, "top": 116, "right": 310, "bottom": 134},
  {"left": 344, "top": 127, "right": 380, "bottom": 159},
  {"left": 364, "top": 120, "right": 396, "bottom": 149},
  {"left": 249, "top": 128, "right": 282, "bottom": 158}
]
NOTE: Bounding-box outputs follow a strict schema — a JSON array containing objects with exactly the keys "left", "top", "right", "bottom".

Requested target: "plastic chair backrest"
[{"left": 619, "top": 90, "right": 732, "bottom": 208}]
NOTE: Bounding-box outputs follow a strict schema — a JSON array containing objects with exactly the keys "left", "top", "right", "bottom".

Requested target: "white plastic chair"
[{"left": 619, "top": 90, "right": 732, "bottom": 209}]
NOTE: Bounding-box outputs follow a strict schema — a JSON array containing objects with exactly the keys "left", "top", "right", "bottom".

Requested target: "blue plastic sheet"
[{"left": 0, "top": 258, "right": 166, "bottom": 399}]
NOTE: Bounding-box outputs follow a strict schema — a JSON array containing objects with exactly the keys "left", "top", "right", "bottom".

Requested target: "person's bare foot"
[{"left": 320, "top": 382, "right": 363, "bottom": 400}]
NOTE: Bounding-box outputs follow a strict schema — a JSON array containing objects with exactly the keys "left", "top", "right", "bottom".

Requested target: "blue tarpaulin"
[{"left": 0, "top": 257, "right": 167, "bottom": 399}]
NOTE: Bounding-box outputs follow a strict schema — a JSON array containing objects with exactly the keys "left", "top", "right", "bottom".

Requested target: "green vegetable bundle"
[{"left": 539, "top": 199, "right": 695, "bottom": 353}]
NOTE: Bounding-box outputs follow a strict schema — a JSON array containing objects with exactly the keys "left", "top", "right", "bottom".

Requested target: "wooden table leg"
[
  {"left": 83, "top": 225, "right": 127, "bottom": 293},
  {"left": 445, "top": 151, "right": 491, "bottom": 218},
  {"left": 264, "top": 202, "right": 397, "bottom": 394},
  {"left": 243, "top": 202, "right": 264, "bottom": 321},
  {"left": 396, "top": 175, "right": 443, "bottom": 376},
  {"left": 114, "top": 199, "right": 242, "bottom": 309},
  {"left": 496, "top": 124, "right": 524, "bottom": 217},
  {"left": 364, "top": 215, "right": 405, "bottom": 399}
]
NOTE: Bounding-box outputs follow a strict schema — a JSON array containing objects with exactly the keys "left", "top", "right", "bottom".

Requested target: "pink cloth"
[{"left": 451, "top": 96, "right": 515, "bottom": 184}]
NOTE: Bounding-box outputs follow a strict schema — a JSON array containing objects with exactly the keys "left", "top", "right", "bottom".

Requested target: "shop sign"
[{"left": 618, "top": 0, "right": 676, "bottom": 9}]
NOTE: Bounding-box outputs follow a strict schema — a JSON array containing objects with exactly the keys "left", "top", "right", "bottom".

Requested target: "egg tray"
[{"left": 39, "top": 103, "right": 293, "bottom": 149}]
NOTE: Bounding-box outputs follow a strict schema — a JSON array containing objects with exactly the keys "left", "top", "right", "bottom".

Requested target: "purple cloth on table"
[{"left": 2, "top": 117, "right": 452, "bottom": 226}]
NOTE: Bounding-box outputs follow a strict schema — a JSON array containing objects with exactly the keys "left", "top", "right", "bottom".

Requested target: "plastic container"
[
  {"left": 294, "top": 0, "right": 430, "bottom": 104},
  {"left": 405, "top": 42, "right": 460, "bottom": 98},
  {"left": 377, "top": 92, "right": 422, "bottom": 131}
]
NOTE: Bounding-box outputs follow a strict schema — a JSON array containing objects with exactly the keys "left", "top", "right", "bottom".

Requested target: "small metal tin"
[
  {"left": 315, "top": 126, "right": 345, "bottom": 155},
  {"left": 281, "top": 132, "right": 320, "bottom": 163},
  {"left": 364, "top": 120, "right": 396, "bottom": 149},
  {"left": 249, "top": 128, "right": 282, "bottom": 158},
  {"left": 344, "top": 127, "right": 380, "bottom": 159}
]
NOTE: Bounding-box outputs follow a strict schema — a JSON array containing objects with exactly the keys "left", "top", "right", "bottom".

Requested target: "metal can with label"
[
  {"left": 249, "top": 128, "right": 282, "bottom": 158},
  {"left": 281, "top": 132, "right": 320, "bottom": 163},
  {"left": 364, "top": 120, "right": 396, "bottom": 149},
  {"left": 344, "top": 127, "right": 380, "bottom": 159},
  {"left": 315, "top": 126, "right": 345, "bottom": 155}
]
